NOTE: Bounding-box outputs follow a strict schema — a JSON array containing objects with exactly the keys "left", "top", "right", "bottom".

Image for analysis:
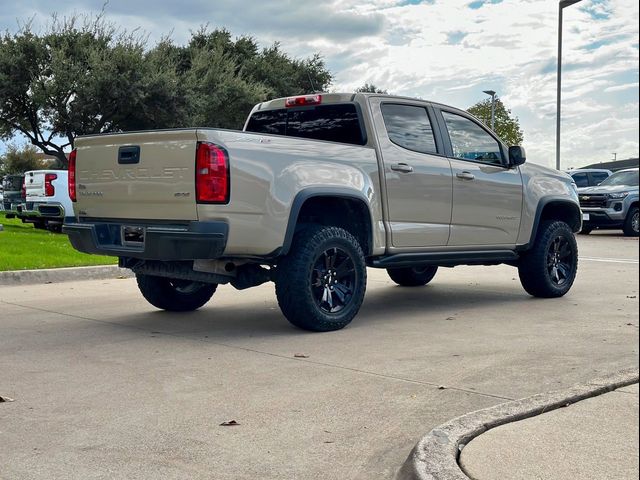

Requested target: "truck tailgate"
[
  {"left": 25, "top": 171, "right": 46, "bottom": 199},
  {"left": 75, "top": 130, "right": 198, "bottom": 221}
]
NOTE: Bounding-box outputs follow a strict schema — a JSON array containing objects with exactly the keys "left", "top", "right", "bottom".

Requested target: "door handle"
[
  {"left": 390, "top": 163, "right": 414, "bottom": 173},
  {"left": 456, "top": 171, "right": 475, "bottom": 180}
]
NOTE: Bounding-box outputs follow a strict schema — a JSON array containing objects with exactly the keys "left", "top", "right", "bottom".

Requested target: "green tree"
[
  {"left": 0, "top": 18, "right": 334, "bottom": 161},
  {"left": 172, "top": 29, "right": 333, "bottom": 128},
  {"left": 355, "top": 83, "right": 388, "bottom": 94},
  {"left": 0, "top": 14, "right": 185, "bottom": 168},
  {"left": 0, "top": 143, "right": 47, "bottom": 175},
  {"left": 467, "top": 98, "right": 524, "bottom": 146}
]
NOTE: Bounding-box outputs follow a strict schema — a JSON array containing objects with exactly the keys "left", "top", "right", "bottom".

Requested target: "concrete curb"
[
  {"left": 0, "top": 265, "right": 133, "bottom": 286},
  {"left": 396, "top": 367, "right": 640, "bottom": 480}
]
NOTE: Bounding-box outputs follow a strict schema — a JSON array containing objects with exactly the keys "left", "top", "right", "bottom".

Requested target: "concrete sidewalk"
[{"left": 460, "top": 383, "right": 639, "bottom": 480}]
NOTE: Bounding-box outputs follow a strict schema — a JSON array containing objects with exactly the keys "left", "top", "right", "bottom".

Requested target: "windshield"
[{"left": 599, "top": 170, "right": 639, "bottom": 187}]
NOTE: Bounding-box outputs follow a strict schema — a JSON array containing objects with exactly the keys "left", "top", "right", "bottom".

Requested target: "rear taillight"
[
  {"left": 21, "top": 179, "right": 26, "bottom": 199},
  {"left": 195, "top": 142, "right": 229, "bottom": 204},
  {"left": 285, "top": 94, "right": 322, "bottom": 107},
  {"left": 45, "top": 173, "right": 57, "bottom": 197},
  {"left": 68, "top": 149, "right": 77, "bottom": 202}
]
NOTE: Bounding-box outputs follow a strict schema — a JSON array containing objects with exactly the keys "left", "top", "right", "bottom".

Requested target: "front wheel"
[
  {"left": 623, "top": 206, "right": 639, "bottom": 237},
  {"left": 387, "top": 266, "right": 438, "bottom": 286},
  {"left": 275, "top": 225, "right": 367, "bottom": 332},
  {"left": 136, "top": 274, "right": 216, "bottom": 311},
  {"left": 518, "top": 220, "right": 578, "bottom": 298}
]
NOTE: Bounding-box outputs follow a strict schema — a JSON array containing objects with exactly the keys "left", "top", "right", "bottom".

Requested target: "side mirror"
[{"left": 509, "top": 146, "right": 526, "bottom": 167}]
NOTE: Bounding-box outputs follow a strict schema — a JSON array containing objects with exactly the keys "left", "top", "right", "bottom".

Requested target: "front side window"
[
  {"left": 442, "top": 111, "right": 503, "bottom": 165},
  {"left": 380, "top": 104, "right": 438, "bottom": 154}
]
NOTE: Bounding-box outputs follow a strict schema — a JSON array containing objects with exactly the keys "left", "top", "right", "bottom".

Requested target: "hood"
[{"left": 578, "top": 184, "right": 639, "bottom": 194}]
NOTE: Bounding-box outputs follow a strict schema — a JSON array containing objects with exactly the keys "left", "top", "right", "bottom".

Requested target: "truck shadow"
[{"left": 118, "top": 282, "right": 550, "bottom": 340}]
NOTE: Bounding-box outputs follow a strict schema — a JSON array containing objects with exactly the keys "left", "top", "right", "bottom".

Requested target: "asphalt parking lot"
[{"left": 1, "top": 232, "right": 638, "bottom": 480}]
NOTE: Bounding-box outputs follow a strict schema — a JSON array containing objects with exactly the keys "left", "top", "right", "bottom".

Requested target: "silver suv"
[{"left": 578, "top": 168, "right": 639, "bottom": 236}]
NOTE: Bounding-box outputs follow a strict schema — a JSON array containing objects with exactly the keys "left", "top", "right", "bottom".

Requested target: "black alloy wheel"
[
  {"left": 546, "top": 235, "right": 575, "bottom": 287},
  {"left": 311, "top": 247, "right": 356, "bottom": 314}
]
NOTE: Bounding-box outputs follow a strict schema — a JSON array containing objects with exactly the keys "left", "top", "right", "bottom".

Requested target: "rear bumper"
[
  {"left": 63, "top": 220, "right": 228, "bottom": 260},
  {"left": 18, "top": 202, "right": 66, "bottom": 219}
]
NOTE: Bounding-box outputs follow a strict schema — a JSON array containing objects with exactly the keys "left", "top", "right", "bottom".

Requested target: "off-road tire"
[
  {"left": 623, "top": 206, "right": 639, "bottom": 237},
  {"left": 387, "top": 266, "right": 438, "bottom": 286},
  {"left": 275, "top": 225, "right": 367, "bottom": 332},
  {"left": 518, "top": 220, "right": 578, "bottom": 298},
  {"left": 136, "top": 274, "right": 216, "bottom": 312}
]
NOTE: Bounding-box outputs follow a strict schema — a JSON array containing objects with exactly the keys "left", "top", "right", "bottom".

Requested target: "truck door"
[
  {"left": 435, "top": 108, "right": 523, "bottom": 246},
  {"left": 369, "top": 97, "right": 453, "bottom": 248}
]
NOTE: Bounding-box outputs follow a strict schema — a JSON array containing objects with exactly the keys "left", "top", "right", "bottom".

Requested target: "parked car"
[
  {"left": 566, "top": 168, "right": 612, "bottom": 188},
  {"left": 1, "top": 174, "right": 25, "bottom": 218},
  {"left": 18, "top": 169, "right": 74, "bottom": 232},
  {"left": 578, "top": 168, "right": 639, "bottom": 236},
  {"left": 64, "top": 92, "right": 581, "bottom": 331}
]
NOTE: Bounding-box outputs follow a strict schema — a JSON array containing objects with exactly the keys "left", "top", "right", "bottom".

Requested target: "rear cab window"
[{"left": 245, "top": 103, "right": 366, "bottom": 146}]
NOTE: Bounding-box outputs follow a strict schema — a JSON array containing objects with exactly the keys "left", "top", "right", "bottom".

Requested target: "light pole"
[
  {"left": 556, "top": 0, "right": 583, "bottom": 170},
  {"left": 483, "top": 90, "right": 496, "bottom": 131}
]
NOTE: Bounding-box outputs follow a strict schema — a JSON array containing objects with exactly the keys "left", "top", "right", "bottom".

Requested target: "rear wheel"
[
  {"left": 136, "top": 274, "right": 216, "bottom": 311},
  {"left": 518, "top": 220, "right": 578, "bottom": 298},
  {"left": 387, "top": 266, "right": 438, "bottom": 287},
  {"left": 275, "top": 225, "right": 366, "bottom": 332},
  {"left": 623, "top": 206, "right": 639, "bottom": 237}
]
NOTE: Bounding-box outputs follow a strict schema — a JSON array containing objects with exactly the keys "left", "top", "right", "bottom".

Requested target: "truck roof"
[{"left": 253, "top": 92, "right": 467, "bottom": 116}]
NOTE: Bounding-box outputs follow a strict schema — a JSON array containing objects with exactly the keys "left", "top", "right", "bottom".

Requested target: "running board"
[{"left": 369, "top": 250, "right": 519, "bottom": 268}]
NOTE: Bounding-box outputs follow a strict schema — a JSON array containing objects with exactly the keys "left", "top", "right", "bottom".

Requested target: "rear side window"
[
  {"left": 381, "top": 104, "right": 438, "bottom": 154},
  {"left": 571, "top": 172, "right": 589, "bottom": 188},
  {"left": 245, "top": 104, "right": 365, "bottom": 146}
]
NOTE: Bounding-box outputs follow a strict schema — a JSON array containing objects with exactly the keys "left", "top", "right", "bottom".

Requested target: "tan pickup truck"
[{"left": 64, "top": 93, "right": 582, "bottom": 331}]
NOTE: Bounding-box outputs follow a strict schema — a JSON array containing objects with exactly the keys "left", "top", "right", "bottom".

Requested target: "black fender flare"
[
  {"left": 520, "top": 196, "right": 582, "bottom": 251},
  {"left": 280, "top": 187, "right": 374, "bottom": 256}
]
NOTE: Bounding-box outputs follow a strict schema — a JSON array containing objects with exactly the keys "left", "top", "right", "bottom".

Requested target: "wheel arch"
[
  {"left": 281, "top": 188, "right": 374, "bottom": 257},
  {"left": 520, "top": 197, "right": 582, "bottom": 251}
]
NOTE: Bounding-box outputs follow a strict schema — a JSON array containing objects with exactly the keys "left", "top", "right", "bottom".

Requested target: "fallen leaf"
[
  {"left": 437, "top": 385, "right": 446, "bottom": 390},
  {"left": 294, "top": 353, "right": 309, "bottom": 358},
  {"left": 220, "top": 420, "right": 240, "bottom": 426},
  {"left": 0, "top": 395, "right": 15, "bottom": 402}
]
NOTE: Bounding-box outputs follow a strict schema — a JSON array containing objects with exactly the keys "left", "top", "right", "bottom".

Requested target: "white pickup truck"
[
  {"left": 19, "top": 170, "right": 74, "bottom": 232},
  {"left": 64, "top": 93, "right": 582, "bottom": 331}
]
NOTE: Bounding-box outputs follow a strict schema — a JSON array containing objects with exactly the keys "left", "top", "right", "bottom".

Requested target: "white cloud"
[
  {"left": 604, "top": 82, "right": 639, "bottom": 92},
  {"left": 0, "top": 0, "right": 638, "bottom": 167}
]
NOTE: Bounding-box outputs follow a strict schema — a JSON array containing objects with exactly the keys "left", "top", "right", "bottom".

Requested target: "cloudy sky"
[{"left": 1, "top": 0, "right": 638, "bottom": 169}]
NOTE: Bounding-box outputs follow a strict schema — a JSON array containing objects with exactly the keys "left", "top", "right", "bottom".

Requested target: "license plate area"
[{"left": 121, "top": 225, "right": 145, "bottom": 248}]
